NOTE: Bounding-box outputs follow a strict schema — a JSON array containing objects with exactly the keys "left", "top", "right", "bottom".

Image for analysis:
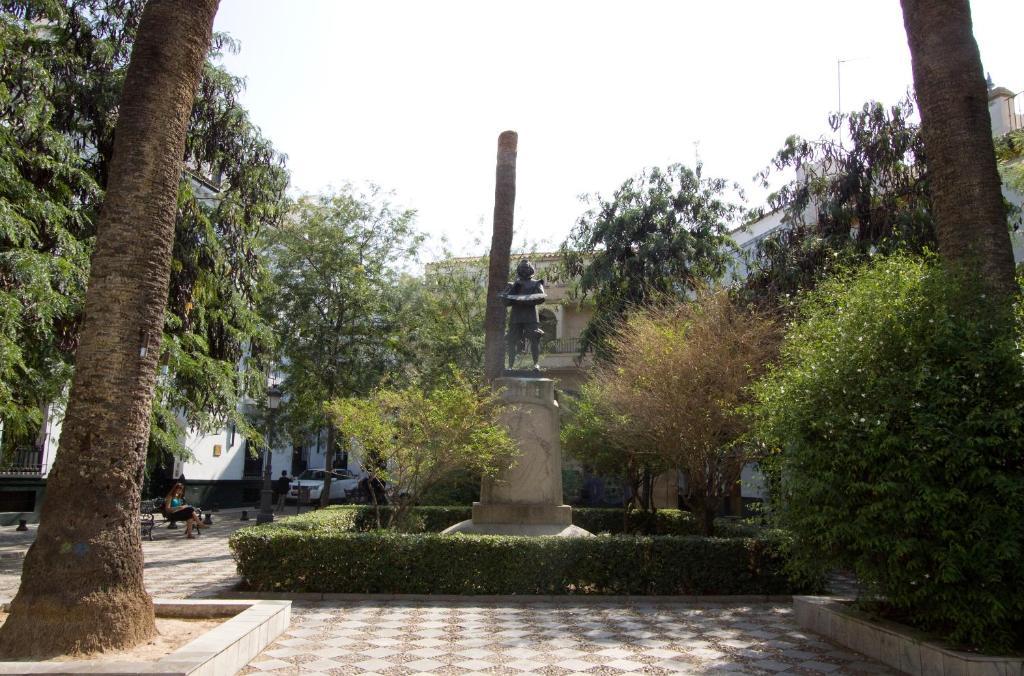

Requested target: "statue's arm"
[{"left": 533, "top": 281, "right": 547, "bottom": 304}]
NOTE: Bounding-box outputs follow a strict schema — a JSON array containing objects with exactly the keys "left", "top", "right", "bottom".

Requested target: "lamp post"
[{"left": 257, "top": 382, "right": 283, "bottom": 525}]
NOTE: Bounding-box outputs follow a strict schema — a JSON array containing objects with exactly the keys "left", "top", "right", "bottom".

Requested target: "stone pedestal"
[{"left": 444, "top": 377, "right": 591, "bottom": 537}]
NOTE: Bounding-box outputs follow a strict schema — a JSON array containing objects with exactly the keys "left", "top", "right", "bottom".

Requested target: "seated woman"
[{"left": 163, "top": 483, "right": 203, "bottom": 538}]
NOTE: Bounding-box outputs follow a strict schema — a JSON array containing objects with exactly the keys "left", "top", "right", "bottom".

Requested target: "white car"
[{"left": 287, "top": 468, "right": 360, "bottom": 504}]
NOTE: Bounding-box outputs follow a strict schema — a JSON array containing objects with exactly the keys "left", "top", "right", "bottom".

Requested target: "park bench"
[
  {"left": 140, "top": 511, "right": 155, "bottom": 541},
  {"left": 141, "top": 498, "right": 202, "bottom": 537}
]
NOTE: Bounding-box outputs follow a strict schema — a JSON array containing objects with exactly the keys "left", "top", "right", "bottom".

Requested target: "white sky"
[{"left": 213, "top": 0, "right": 1024, "bottom": 262}]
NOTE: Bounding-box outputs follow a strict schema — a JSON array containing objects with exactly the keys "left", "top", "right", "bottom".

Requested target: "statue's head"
[{"left": 516, "top": 259, "right": 535, "bottom": 280}]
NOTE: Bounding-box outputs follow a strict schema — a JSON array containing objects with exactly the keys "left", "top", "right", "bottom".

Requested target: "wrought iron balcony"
[
  {"left": 542, "top": 337, "right": 589, "bottom": 355},
  {"left": 0, "top": 446, "right": 44, "bottom": 476}
]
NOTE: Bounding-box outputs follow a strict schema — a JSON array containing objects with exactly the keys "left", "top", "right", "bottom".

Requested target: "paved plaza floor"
[
  {"left": 242, "top": 600, "right": 895, "bottom": 675},
  {"left": 0, "top": 514, "right": 895, "bottom": 674},
  {"left": 0, "top": 509, "right": 252, "bottom": 599}
]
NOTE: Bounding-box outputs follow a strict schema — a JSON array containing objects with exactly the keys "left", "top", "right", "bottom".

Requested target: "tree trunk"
[
  {"left": 900, "top": 0, "right": 1016, "bottom": 296},
  {"left": 687, "top": 495, "right": 719, "bottom": 537},
  {"left": 0, "top": 0, "right": 218, "bottom": 658},
  {"left": 320, "top": 423, "right": 336, "bottom": 508},
  {"left": 483, "top": 131, "right": 518, "bottom": 382}
]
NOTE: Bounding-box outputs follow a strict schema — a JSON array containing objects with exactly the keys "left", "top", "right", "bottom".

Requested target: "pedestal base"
[
  {"left": 443, "top": 377, "right": 593, "bottom": 538},
  {"left": 442, "top": 519, "right": 592, "bottom": 537},
  {"left": 473, "top": 502, "right": 571, "bottom": 526}
]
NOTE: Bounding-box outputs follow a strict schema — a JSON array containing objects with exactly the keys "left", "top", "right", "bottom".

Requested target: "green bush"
[
  {"left": 571, "top": 508, "right": 763, "bottom": 538},
  {"left": 281, "top": 505, "right": 763, "bottom": 537},
  {"left": 752, "top": 254, "right": 1024, "bottom": 652},
  {"left": 229, "top": 526, "right": 814, "bottom": 595}
]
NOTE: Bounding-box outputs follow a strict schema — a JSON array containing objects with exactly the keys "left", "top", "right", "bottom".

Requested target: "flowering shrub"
[{"left": 752, "top": 254, "right": 1024, "bottom": 652}]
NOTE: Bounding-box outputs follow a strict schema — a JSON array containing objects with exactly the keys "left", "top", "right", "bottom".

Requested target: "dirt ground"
[{"left": 0, "top": 613, "right": 225, "bottom": 662}]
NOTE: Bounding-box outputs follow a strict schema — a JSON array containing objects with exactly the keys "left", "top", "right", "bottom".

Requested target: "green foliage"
[
  {"left": 0, "top": 8, "right": 98, "bottom": 440},
  {"left": 230, "top": 518, "right": 814, "bottom": 595},
  {"left": 390, "top": 252, "right": 488, "bottom": 389},
  {"left": 0, "top": 2, "right": 287, "bottom": 465},
  {"left": 415, "top": 467, "right": 481, "bottom": 506},
  {"left": 269, "top": 188, "right": 420, "bottom": 444},
  {"left": 563, "top": 294, "right": 778, "bottom": 533},
  {"left": 751, "top": 254, "right": 1024, "bottom": 652},
  {"left": 995, "top": 129, "right": 1024, "bottom": 196},
  {"left": 325, "top": 372, "right": 517, "bottom": 528},
  {"left": 561, "top": 163, "right": 742, "bottom": 359},
  {"left": 561, "top": 385, "right": 665, "bottom": 514},
  {"left": 741, "top": 99, "right": 933, "bottom": 309},
  {"left": 266, "top": 504, "right": 765, "bottom": 538}
]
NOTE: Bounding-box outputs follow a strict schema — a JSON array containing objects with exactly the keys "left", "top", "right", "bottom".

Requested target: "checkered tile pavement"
[
  {"left": 242, "top": 601, "right": 895, "bottom": 675},
  {"left": 0, "top": 510, "right": 251, "bottom": 599},
  {"left": 0, "top": 516, "right": 892, "bottom": 674}
]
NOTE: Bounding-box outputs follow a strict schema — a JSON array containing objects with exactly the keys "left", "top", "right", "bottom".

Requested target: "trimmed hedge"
[
  {"left": 281, "top": 504, "right": 763, "bottom": 537},
  {"left": 229, "top": 527, "right": 814, "bottom": 595}
]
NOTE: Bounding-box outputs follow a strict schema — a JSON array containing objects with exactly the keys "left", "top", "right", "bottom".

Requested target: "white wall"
[
  {"left": 990, "top": 88, "right": 1022, "bottom": 137},
  {"left": 177, "top": 425, "right": 289, "bottom": 482}
]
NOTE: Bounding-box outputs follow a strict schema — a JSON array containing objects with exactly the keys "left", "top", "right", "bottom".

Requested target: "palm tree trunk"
[
  {"left": 483, "top": 131, "right": 518, "bottom": 382},
  {"left": 0, "top": 0, "right": 218, "bottom": 658},
  {"left": 900, "top": 0, "right": 1015, "bottom": 296}
]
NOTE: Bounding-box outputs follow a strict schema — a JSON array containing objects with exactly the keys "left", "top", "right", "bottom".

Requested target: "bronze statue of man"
[{"left": 501, "top": 259, "right": 547, "bottom": 371}]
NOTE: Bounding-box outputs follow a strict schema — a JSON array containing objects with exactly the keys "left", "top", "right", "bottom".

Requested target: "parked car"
[{"left": 287, "top": 468, "right": 359, "bottom": 504}]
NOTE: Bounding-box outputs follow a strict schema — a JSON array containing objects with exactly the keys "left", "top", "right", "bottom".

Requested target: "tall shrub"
[
  {"left": 752, "top": 254, "right": 1024, "bottom": 652},
  {"left": 325, "top": 371, "right": 517, "bottom": 529},
  {"left": 571, "top": 292, "right": 778, "bottom": 535}
]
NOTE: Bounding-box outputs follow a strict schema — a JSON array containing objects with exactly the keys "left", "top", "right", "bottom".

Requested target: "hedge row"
[
  {"left": 229, "top": 527, "right": 816, "bottom": 595},
  {"left": 282, "top": 505, "right": 763, "bottom": 537}
]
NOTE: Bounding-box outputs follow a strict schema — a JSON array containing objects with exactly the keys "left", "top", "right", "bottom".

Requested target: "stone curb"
[
  {"left": 213, "top": 591, "right": 794, "bottom": 604},
  {"left": 794, "top": 596, "right": 1024, "bottom": 676},
  {"left": 0, "top": 598, "right": 290, "bottom": 675}
]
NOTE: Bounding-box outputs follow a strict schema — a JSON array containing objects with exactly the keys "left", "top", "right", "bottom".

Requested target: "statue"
[{"left": 500, "top": 259, "right": 547, "bottom": 371}]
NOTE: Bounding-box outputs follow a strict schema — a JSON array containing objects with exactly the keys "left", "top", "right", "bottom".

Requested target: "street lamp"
[{"left": 257, "top": 381, "right": 283, "bottom": 525}]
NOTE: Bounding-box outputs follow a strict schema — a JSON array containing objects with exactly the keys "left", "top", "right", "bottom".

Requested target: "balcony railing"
[
  {"left": 542, "top": 337, "right": 589, "bottom": 355},
  {"left": 0, "top": 446, "right": 44, "bottom": 476}
]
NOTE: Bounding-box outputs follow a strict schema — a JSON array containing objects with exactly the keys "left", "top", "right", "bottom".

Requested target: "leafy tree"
[
  {"left": 0, "top": 9, "right": 99, "bottom": 444},
  {"left": 901, "top": 0, "right": 1016, "bottom": 296},
  {"left": 0, "top": 1, "right": 287, "bottom": 470},
  {"left": 568, "top": 292, "right": 778, "bottom": 535},
  {"left": 326, "top": 371, "right": 517, "bottom": 529},
  {"left": 561, "top": 384, "right": 665, "bottom": 521},
  {"left": 391, "top": 252, "right": 488, "bottom": 389},
  {"left": 752, "top": 254, "right": 1024, "bottom": 652},
  {"left": 741, "top": 99, "right": 933, "bottom": 308},
  {"left": 268, "top": 188, "right": 420, "bottom": 506},
  {"left": 562, "top": 163, "right": 742, "bottom": 359},
  {"left": 0, "top": 0, "right": 220, "bottom": 656}
]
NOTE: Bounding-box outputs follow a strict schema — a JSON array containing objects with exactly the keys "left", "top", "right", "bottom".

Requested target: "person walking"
[{"left": 274, "top": 470, "right": 291, "bottom": 513}]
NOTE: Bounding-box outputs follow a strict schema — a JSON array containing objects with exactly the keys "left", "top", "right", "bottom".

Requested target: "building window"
[{"left": 226, "top": 423, "right": 236, "bottom": 449}]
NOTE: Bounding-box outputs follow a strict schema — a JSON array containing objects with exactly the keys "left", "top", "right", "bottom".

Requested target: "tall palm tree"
[
  {"left": 0, "top": 0, "right": 220, "bottom": 657},
  {"left": 483, "top": 131, "right": 518, "bottom": 382},
  {"left": 900, "top": 0, "right": 1016, "bottom": 296}
]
